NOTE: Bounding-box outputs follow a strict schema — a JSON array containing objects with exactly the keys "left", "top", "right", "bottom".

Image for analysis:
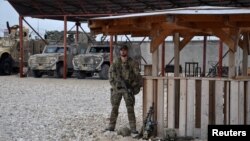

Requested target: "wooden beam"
[
  {"left": 131, "top": 31, "right": 151, "bottom": 37},
  {"left": 177, "top": 21, "right": 229, "bottom": 29},
  {"left": 229, "top": 15, "right": 250, "bottom": 22},
  {"left": 230, "top": 28, "right": 241, "bottom": 52},
  {"left": 150, "top": 29, "right": 172, "bottom": 52},
  {"left": 238, "top": 33, "right": 250, "bottom": 53},
  {"left": 179, "top": 34, "right": 195, "bottom": 50},
  {"left": 176, "top": 15, "right": 226, "bottom": 22},
  {"left": 238, "top": 37, "right": 243, "bottom": 49},
  {"left": 102, "top": 25, "right": 150, "bottom": 33},
  {"left": 150, "top": 23, "right": 174, "bottom": 52},
  {"left": 211, "top": 28, "right": 235, "bottom": 51}
]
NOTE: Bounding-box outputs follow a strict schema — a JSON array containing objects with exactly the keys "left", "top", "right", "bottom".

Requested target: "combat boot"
[
  {"left": 131, "top": 129, "right": 139, "bottom": 134},
  {"left": 131, "top": 128, "right": 139, "bottom": 138},
  {"left": 105, "top": 126, "right": 115, "bottom": 131}
]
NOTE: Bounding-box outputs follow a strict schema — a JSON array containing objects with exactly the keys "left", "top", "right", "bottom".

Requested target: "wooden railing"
[{"left": 142, "top": 76, "right": 250, "bottom": 139}]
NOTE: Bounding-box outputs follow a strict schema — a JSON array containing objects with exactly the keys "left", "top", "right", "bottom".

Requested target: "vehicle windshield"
[
  {"left": 80, "top": 48, "right": 87, "bottom": 54},
  {"left": 43, "top": 46, "right": 68, "bottom": 53},
  {"left": 89, "top": 46, "right": 110, "bottom": 53}
]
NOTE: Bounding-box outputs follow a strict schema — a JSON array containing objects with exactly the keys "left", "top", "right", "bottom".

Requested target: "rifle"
[
  {"left": 140, "top": 103, "right": 156, "bottom": 139},
  {"left": 117, "top": 73, "right": 132, "bottom": 94}
]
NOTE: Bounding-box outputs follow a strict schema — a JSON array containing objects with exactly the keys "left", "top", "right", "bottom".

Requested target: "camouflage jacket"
[{"left": 109, "top": 57, "right": 142, "bottom": 93}]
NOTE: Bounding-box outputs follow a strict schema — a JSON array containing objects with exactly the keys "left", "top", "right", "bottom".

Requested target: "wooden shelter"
[{"left": 89, "top": 6, "right": 250, "bottom": 139}]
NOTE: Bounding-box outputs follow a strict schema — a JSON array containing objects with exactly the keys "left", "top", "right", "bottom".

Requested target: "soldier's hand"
[{"left": 116, "top": 82, "right": 122, "bottom": 88}]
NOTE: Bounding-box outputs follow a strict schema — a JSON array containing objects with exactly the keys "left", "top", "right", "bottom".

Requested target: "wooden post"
[
  {"left": 228, "top": 30, "right": 239, "bottom": 78},
  {"left": 174, "top": 33, "right": 180, "bottom": 77},
  {"left": 218, "top": 41, "right": 223, "bottom": 77},
  {"left": 152, "top": 47, "right": 159, "bottom": 76},
  {"left": 157, "top": 79, "right": 164, "bottom": 137},
  {"left": 179, "top": 79, "right": 187, "bottom": 136},
  {"left": 201, "top": 80, "right": 209, "bottom": 139},
  {"left": 247, "top": 81, "right": 250, "bottom": 124},
  {"left": 143, "top": 79, "right": 154, "bottom": 122},
  {"left": 161, "top": 42, "right": 165, "bottom": 76},
  {"left": 109, "top": 35, "right": 113, "bottom": 64},
  {"left": 215, "top": 80, "right": 224, "bottom": 124},
  {"left": 167, "top": 79, "right": 175, "bottom": 128},
  {"left": 144, "top": 65, "right": 152, "bottom": 76},
  {"left": 228, "top": 50, "right": 236, "bottom": 78},
  {"left": 19, "top": 16, "right": 24, "bottom": 77},
  {"left": 202, "top": 36, "right": 207, "bottom": 77},
  {"left": 75, "top": 21, "right": 79, "bottom": 44},
  {"left": 63, "top": 16, "right": 67, "bottom": 79},
  {"left": 230, "top": 81, "right": 239, "bottom": 124},
  {"left": 225, "top": 81, "right": 230, "bottom": 125},
  {"left": 239, "top": 81, "right": 244, "bottom": 124},
  {"left": 186, "top": 79, "right": 195, "bottom": 136},
  {"left": 242, "top": 33, "right": 249, "bottom": 76}
]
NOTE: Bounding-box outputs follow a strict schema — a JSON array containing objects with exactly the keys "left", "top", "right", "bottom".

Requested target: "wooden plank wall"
[{"left": 143, "top": 77, "right": 250, "bottom": 139}]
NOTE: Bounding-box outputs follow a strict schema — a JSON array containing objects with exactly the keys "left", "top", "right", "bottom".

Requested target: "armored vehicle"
[
  {"left": 28, "top": 43, "right": 81, "bottom": 78},
  {"left": 73, "top": 44, "right": 111, "bottom": 79},
  {"left": 73, "top": 43, "right": 141, "bottom": 80},
  {"left": 0, "top": 23, "right": 45, "bottom": 75},
  {"left": 28, "top": 30, "right": 91, "bottom": 78}
]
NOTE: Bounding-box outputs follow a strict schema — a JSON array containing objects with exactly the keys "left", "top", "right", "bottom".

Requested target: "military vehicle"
[
  {"left": 28, "top": 43, "right": 81, "bottom": 78},
  {"left": 72, "top": 43, "right": 141, "bottom": 79},
  {"left": 28, "top": 31, "right": 89, "bottom": 78},
  {"left": 73, "top": 44, "right": 111, "bottom": 79},
  {"left": 0, "top": 22, "right": 45, "bottom": 75}
]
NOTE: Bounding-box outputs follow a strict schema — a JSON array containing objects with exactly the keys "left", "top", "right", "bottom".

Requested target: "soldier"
[{"left": 105, "top": 45, "right": 142, "bottom": 135}]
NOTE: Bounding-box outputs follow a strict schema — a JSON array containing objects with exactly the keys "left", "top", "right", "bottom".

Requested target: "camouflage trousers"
[{"left": 108, "top": 88, "right": 136, "bottom": 130}]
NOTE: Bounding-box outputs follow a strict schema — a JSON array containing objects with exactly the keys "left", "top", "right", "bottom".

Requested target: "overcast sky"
[{"left": 0, "top": 0, "right": 90, "bottom": 37}]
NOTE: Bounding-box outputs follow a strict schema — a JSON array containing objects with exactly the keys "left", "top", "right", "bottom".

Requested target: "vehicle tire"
[
  {"left": 67, "top": 71, "right": 73, "bottom": 77},
  {"left": 1, "top": 57, "right": 13, "bottom": 75},
  {"left": 77, "top": 71, "right": 86, "bottom": 79},
  {"left": 99, "top": 64, "right": 109, "bottom": 80},
  {"left": 56, "top": 63, "right": 64, "bottom": 78},
  {"left": 32, "top": 70, "right": 43, "bottom": 78}
]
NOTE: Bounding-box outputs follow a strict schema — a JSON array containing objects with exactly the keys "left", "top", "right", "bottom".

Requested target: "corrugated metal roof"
[
  {"left": 7, "top": 0, "right": 250, "bottom": 22},
  {"left": 92, "top": 6, "right": 250, "bottom": 20}
]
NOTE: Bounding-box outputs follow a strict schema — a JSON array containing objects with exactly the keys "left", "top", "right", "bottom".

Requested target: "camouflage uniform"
[{"left": 108, "top": 57, "right": 141, "bottom": 131}]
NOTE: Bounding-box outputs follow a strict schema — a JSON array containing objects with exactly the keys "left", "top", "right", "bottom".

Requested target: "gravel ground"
[
  {"left": 0, "top": 75, "right": 205, "bottom": 141},
  {"left": 0, "top": 75, "right": 145, "bottom": 141}
]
